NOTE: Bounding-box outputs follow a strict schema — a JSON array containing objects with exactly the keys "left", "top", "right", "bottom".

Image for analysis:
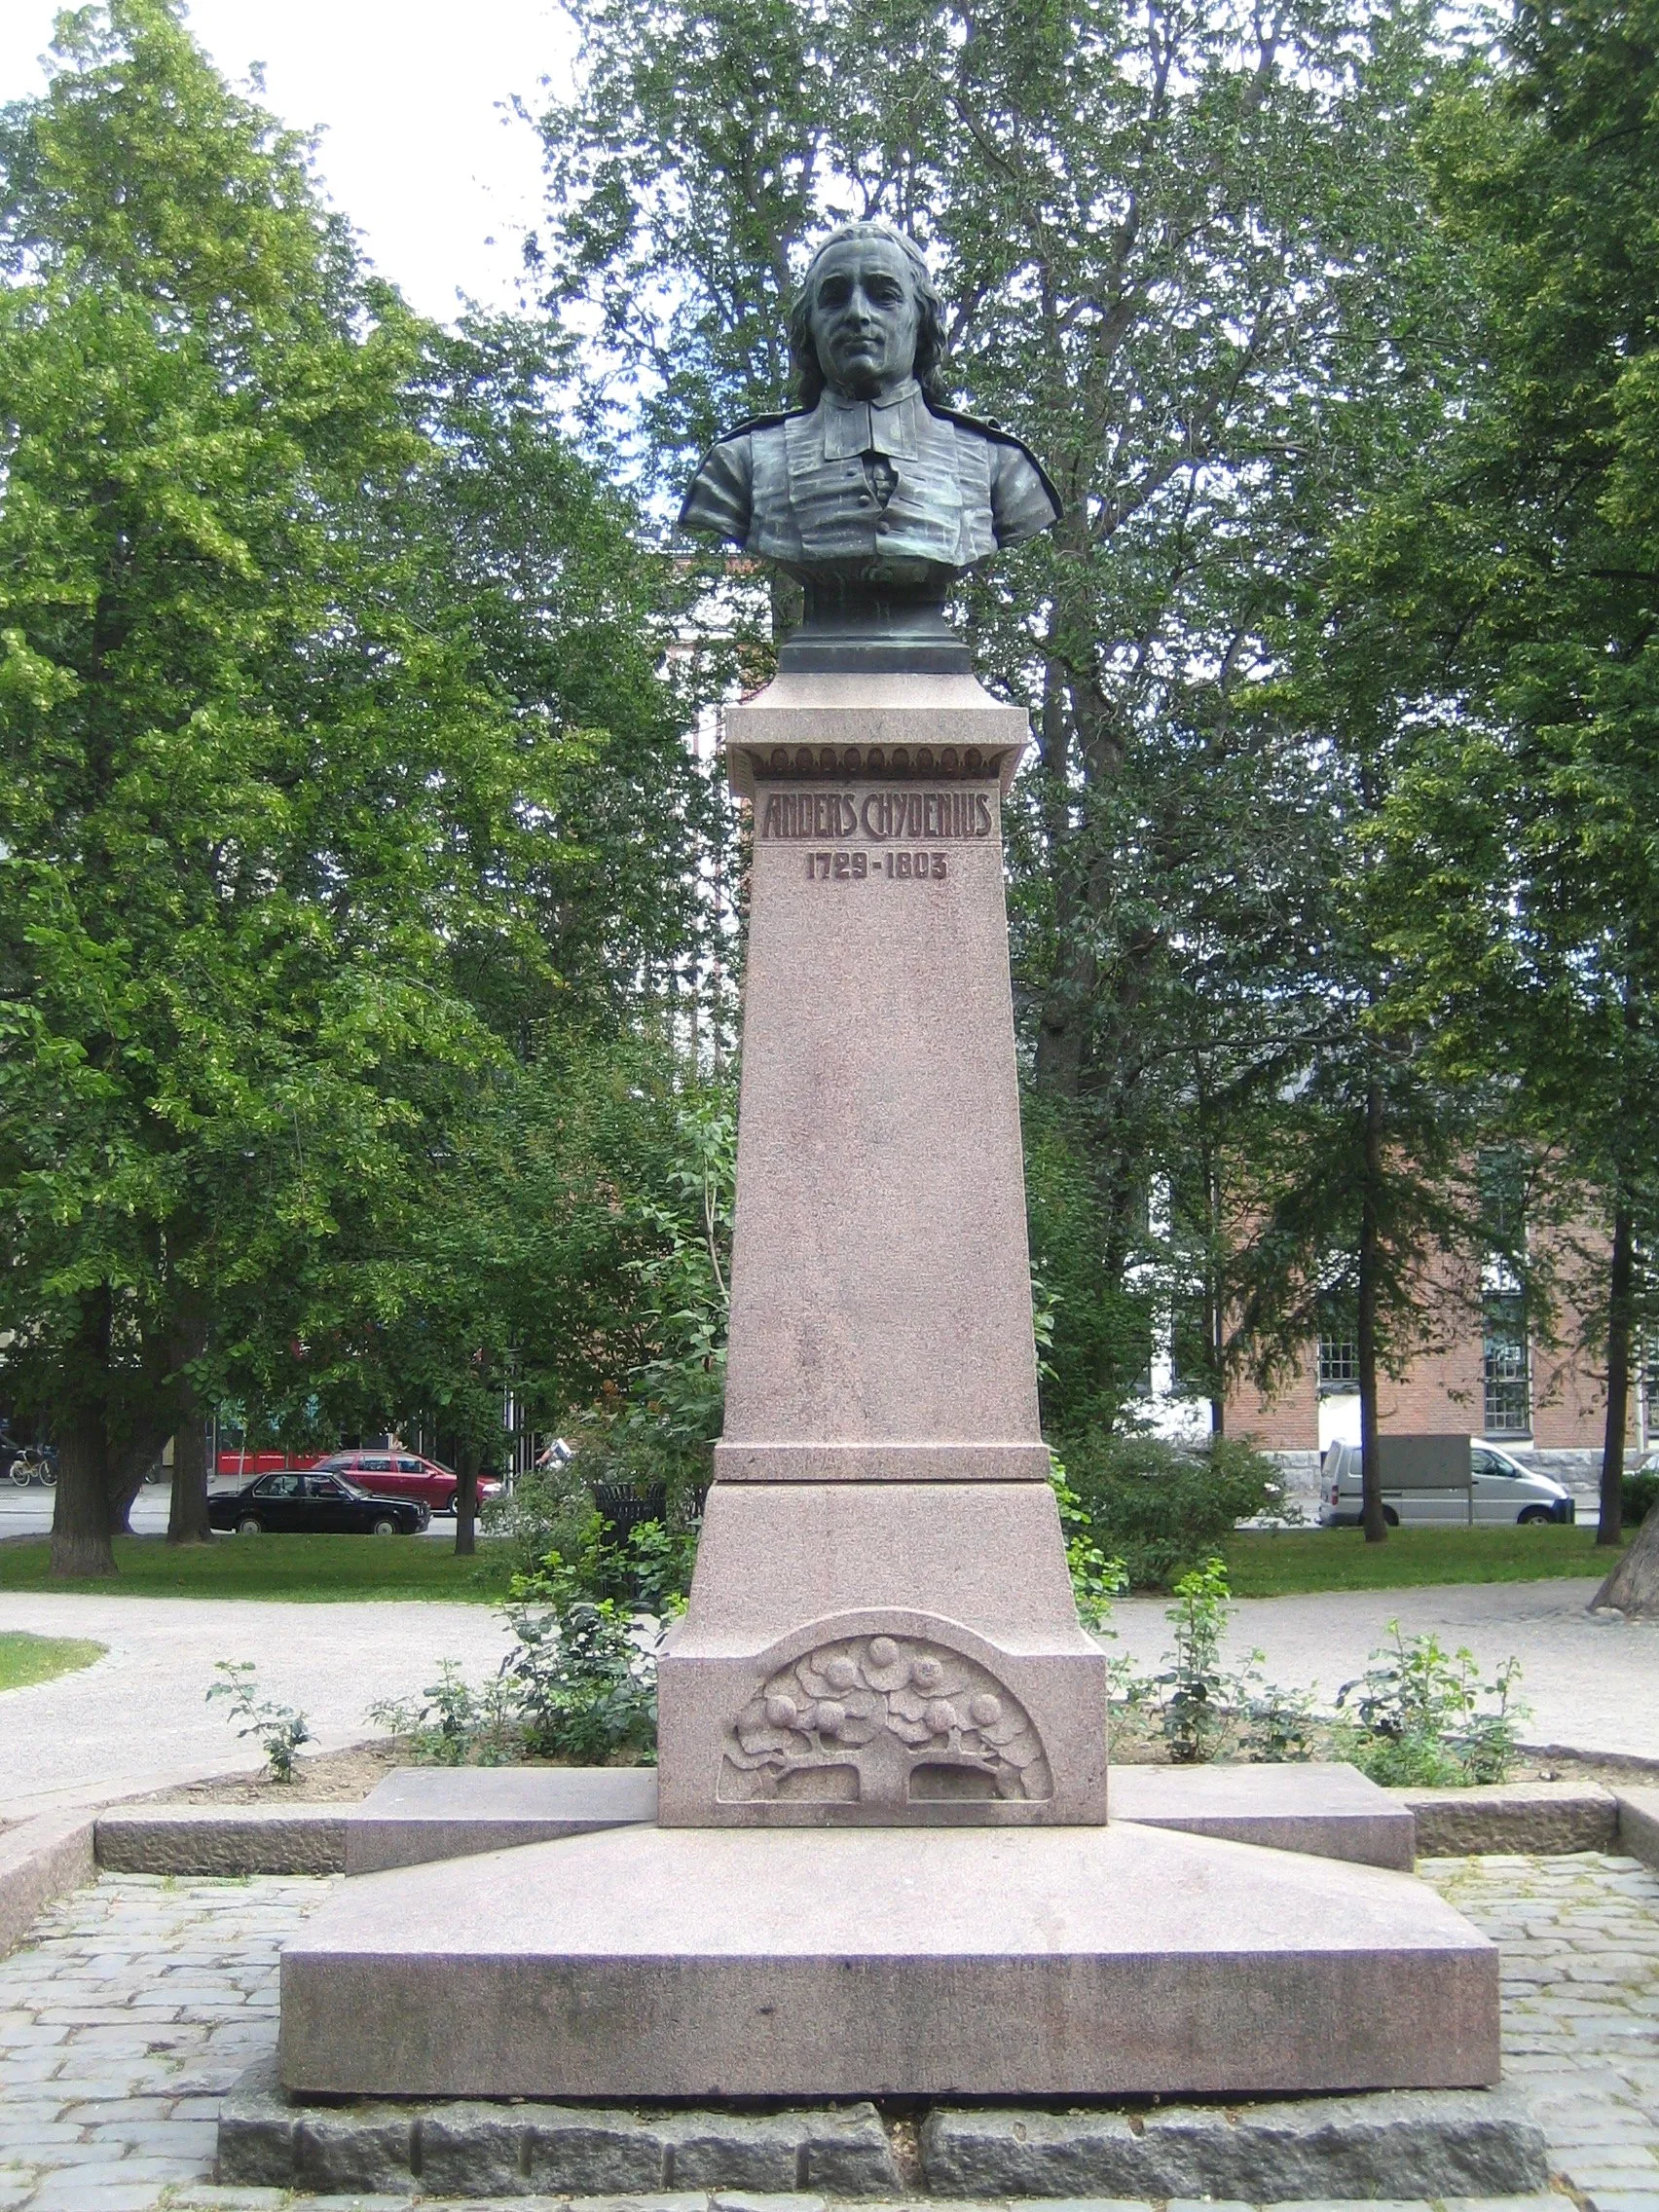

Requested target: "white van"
[{"left": 1319, "top": 1435, "right": 1575, "bottom": 1529}]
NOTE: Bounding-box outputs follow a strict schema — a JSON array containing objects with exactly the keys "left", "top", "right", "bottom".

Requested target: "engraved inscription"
[
  {"left": 806, "top": 849, "right": 947, "bottom": 881},
  {"left": 759, "top": 788, "right": 994, "bottom": 843},
  {"left": 719, "top": 1633, "right": 1051, "bottom": 1809}
]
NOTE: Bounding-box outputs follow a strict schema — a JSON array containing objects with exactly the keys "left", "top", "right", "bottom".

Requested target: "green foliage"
[
  {"left": 502, "top": 1554, "right": 661, "bottom": 1763},
  {"left": 368, "top": 1661, "right": 521, "bottom": 1768},
  {"left": 0, "top": 4, "right": 715, "bottom": 1574},
  {"left": 1155, "top": 1559, "right": 1235, "bottom": 1764},
  {"left": 1624, "top": 1473, "right": 1659, "bottom": 1530},
  {"left": 1048, "top": 1455, "right": 1126, "bottom": 1631},
  {"left": 618, "top": 1095, "right": 736, "bottom": 1471},
  {"left": 205, "top": 1658, "right": 311, "bottom": 1783},
  {"left": 1111, "top": 1568, "right": 1524, "bottom": 1778},
  {"left": 1062, "top": 1432, "right": 1284, "bottom": 1589},
  {"left": 530, "top": 0, "right": 1469, "bottom": 1442},
  {"left": 1334, "top": 1624, "right": 1527, "bottom": 1787}
]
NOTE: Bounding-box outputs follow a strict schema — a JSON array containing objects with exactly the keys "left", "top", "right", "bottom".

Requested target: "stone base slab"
[
  {"left": 344, "top": 1766, "right": 658, "bottom": 1874},
  {"left": 222, "top": 2055, "right": 1545, "bottom": 2201},
  {"left": 277, "top": 1821, "right": 1499, "bottom": 2100},
  {"left": 332, "top": 1759, "right": 1411, "bottom": 1871},
  {"left": 1108, "top": 1762, "right": 1414, "bottom": 1868}
]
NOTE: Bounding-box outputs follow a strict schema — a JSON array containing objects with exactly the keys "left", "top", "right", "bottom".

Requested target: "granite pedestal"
[
  {"left": 273, "top": 670, "right": 1502, "bottom": 2114},
  {"left": 658, "top": 674, "right": 1105, "bottom": 1826}
]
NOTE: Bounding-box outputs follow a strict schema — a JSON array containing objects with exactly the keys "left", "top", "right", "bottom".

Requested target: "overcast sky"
[{"left": 0, "top": 2, "right": 575, "bottom": 322}]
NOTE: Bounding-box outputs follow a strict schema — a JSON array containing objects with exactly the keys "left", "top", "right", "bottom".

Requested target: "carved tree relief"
[{"left": 719, "top": 1632, "right": 1051, "bottom": 1807}]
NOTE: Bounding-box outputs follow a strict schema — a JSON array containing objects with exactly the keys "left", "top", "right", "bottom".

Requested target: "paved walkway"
[
  {"left": 0, "top": 1597, "right": 512, "bottom": 1816},
  {"left": 1423, "top": 1850, "right": 1659, "bottom": 2211},
  {"left": 0, "top": 1852, "right": 1653, "bottom": 2211},
  {"left": 1111, "top": 1577, "right": 1659, "bottom": 1763}
]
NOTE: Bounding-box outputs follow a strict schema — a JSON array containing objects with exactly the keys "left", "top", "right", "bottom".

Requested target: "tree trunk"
[
  {"left": 167, "top": 1391, "right": 213, "bottom": 1545},
  {"left": 51, "top": 1407, "right": 117, "bottom": 1577},
  {"left": 454, "top": 1438, "right": 482, "bottom": 1558},
  {"left": 1357, "top": 1076, "right": 1388, "bottom": 1544},
  {"left": 106, "top": 1421, "right": 169, "bottom": 1535},
  {"left": 1598, "top": 1193, "right": 1634, "bottom": 1548},
  {"left": 1591, "top": 1501, "right": 1656, "bottom": 1615}
]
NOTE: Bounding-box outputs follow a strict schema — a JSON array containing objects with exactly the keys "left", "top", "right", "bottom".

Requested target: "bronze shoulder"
[{"left": 924, "top": 401, "right": 1062, "bottom": 520}]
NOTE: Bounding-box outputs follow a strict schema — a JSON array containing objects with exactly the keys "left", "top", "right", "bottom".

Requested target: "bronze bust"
[{"left": 679, "top": 224, "right": 1060, "bottom": 671}]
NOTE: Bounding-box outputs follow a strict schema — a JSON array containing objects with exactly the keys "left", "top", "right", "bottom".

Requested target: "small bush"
[
  {"left": 1333, "top": 1624, "right": 1527, "bottom": 1786},
  {"left": 368, "top": 1660, "right": 520, "bottom": 1766},
  {"left": 206, "top": 1659, "right": 311, "bottom": 1783},
  {"left": 1623, "top": 1470, "right": 1658, "bottom": 1530},
  {"left": 1061, "top": 1431, "right": 1285, "bottom": 1589}
]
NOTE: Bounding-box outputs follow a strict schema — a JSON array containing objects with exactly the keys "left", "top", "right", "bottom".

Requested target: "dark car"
[
  {"left": 312, "top": 1450, "right": 501, "bottom": 1517},
  {"left": 207, "top": 1469, "right": 429, "bottom": 1536}
]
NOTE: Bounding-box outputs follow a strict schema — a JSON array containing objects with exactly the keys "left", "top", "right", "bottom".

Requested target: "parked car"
[
  {"left": 1319, "top": 1435, "right": 1575, "bottom": 1528},
  {"left": 311, "top": 1450, "right": 500, "bottom": 1517},
  {"left": 207, "top": 1470, "right": 429, "bottom": 1536}
]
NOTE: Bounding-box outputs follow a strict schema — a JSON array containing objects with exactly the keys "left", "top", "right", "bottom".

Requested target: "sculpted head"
[{"left": 787, "top": 224, "right": 947, "bottom": 406}]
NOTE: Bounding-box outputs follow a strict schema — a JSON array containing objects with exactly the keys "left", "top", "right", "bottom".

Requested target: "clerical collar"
[{"left": 819, "top": 381, "right": 923, "bottom": 460}]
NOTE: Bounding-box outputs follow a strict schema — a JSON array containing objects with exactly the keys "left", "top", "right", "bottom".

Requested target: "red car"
[{"left": 312, "top": 1450, "right": 502, "bottom": 1517}]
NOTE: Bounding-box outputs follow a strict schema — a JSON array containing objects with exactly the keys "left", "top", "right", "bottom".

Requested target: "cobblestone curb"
[
  {"left": 95, "top": 1805, "right": 347, "bottom": 1876},
  {"left": 1402, "top": 1782, "right": 1619, "bottom": 1856},
  {"left": 917, "top": 2090, "right": 1548, "bottom": 2201},
  {"left": 68, "top": 1776, "right": 1655, "bottom": 1883},
  {"left": 0, "top": 1808, "right": 94, "bottom": 1959},
  {"left": 220, "top": 2059, "right": 903, "bottom": 2196},
  {"left": 218, "top": 2058, "right": 1547, "bottom": 2203}
]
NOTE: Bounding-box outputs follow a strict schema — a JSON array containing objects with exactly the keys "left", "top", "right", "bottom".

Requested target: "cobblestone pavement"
[
  {"left": 1423, "top": 1850, "right": 1659, "bottom": 2212},
  {"left": 0, "top": 1857, "right": 1654, "bottom": 2211}
]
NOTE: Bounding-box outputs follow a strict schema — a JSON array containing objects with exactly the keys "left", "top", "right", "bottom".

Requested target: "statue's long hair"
[{"left": 786, "top": 224, "right": 949, "bottom": 407}]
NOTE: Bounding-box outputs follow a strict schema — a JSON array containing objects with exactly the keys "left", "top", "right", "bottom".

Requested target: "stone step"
[{"left": 276, "top": 1821, "right": 1501, "bottom": 2102}]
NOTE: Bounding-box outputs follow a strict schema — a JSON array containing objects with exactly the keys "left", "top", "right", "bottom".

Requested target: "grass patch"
[
  {"left": 0, "top": 1630, "right": 107, "bottom": 1689},
  {"left": 1221, "top": 1522, "right": 1626, "bottom": 1598},
  {"left": 0, "top": 1534, "right": 514, "bottom": 1603}
]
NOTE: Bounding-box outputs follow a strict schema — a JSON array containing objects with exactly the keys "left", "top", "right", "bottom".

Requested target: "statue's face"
[{"left": 807, "top": 236, "right": 920, "bottom": 401}]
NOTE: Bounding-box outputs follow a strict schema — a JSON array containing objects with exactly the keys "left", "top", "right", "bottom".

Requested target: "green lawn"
[
  {"left": 0, "top": 1533, "right": 514, "bottom": 1603},
  {"left": 1221, "top": 1522, "right": 1626, "bottom": 1598},
  {"left": 0, "top": 1630, "right": 107, "bottom": 1688},
  {"left": 0, "top": 1520, "right": 1627, "bottom": 1606}
]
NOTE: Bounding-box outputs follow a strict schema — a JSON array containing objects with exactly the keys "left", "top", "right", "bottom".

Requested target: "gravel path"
[
  {"left": 2, "top": 1574, "right": 1653, "bottom": 1823},
  {"left": 0, "top": 1852, "right": 1654, "bottom": 2210},
  {"left": 0, "top": 1596, "right": 512, "bottom": 1816},
  {"left": 1109, "top": 1577, "right": 1659, "bottom": 1763}
]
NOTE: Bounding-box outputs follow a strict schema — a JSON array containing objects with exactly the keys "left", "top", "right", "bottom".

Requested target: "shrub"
[
  {"left": 1048, "top": 1456, "right": 1126, "bottom": 1630},
  {"left": 1334, "top": 1624, "right": 1527, "bottom": 1787},
  {"left": 485, "top": 1452, "right": 609, "bottom": 1582},
  {"left": 368, "top": 1660, "right": 520, "bottom": 1766},
  {"left": 502, "top": 1553, "right": 661, "bottom": 1763},
  {"left": 206, "top": 1659, "right": 311, "bottom": 1783},
  {"left": 1623, "top": 1470, "right": 1659, "bottom": 1530},
  {"left": 1061, "top": 1431, "right": 1285, "bottom": 1589}
]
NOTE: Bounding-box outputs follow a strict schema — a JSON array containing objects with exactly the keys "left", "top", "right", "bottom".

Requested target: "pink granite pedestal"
[{"left": 658, "top": 672, "right": 1106, "bottom": 1826}]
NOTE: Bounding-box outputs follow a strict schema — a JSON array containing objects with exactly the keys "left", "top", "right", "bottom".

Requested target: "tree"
[
  {"left": 0, "top": 4, "right": 634, "bottom": 1571},
  {"left": 533, "top": 0, "right": 1473, "bottom": 1436},
  {"left": 1353, "top": 0, "right": 1659, "bottom": 1546}
]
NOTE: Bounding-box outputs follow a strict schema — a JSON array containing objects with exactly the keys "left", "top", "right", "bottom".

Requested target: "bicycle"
[{"left": 8, "top": 1444, "right": 57, "bottom": 1489}]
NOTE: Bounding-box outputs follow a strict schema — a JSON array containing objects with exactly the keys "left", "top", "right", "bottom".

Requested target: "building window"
[
  {"left": 1318, "top": 1334, "right": 1359, "bottom": 1391},
  {"left": 1484, "top": 1291, "right": 1530, "bottom": 1433}
]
